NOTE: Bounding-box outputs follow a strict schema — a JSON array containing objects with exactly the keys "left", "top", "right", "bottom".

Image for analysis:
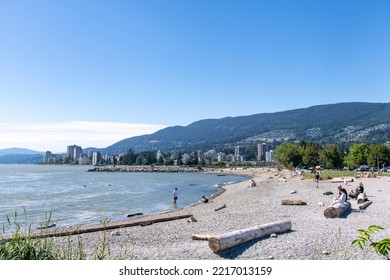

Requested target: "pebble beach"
[{"left": 51, "top": 167, "right": 390, "bottom": 260}]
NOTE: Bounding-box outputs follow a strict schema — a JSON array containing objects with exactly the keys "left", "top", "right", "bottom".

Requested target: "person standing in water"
[{"left": 173, "top": 188, "right": 178, "bottom": 203}]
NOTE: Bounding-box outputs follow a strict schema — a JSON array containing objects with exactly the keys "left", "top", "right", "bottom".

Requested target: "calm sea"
[{"left": 0, "top": 164, "right": 246, "bottom": 232}]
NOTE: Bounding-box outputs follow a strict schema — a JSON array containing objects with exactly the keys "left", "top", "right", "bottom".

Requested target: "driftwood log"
[
  {"left": 1, "top": 214, "right": 193, "bottom": 242},
  {"left": 191, "top": 234, "right": 212, "bottom": 241},
  {"left": 281, "top": 199, "right": 307, "bottom": 205},
  {"left": 359, "top": 200, "right": 372, "bottom": 210},
  {"left": 208, "top": 219, "right": 292, "bottom": 253},
  {"left": 323, "top": 201, "right": 351, "bottom": 218},
  {"left": 127, "top": 212, "right": 143, "bottom": 218},
  {"left": 214, "top": 204, "right": 226, "bottom": 211},
  {"left": 323, "top": 191, "right": 334, "bottom": 195}
]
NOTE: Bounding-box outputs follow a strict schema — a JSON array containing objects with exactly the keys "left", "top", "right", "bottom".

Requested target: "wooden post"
[
  {"left": 208, "top": 219, "right": 292, "bottom": 253},
  {"left": 323, "top": 201, "right": 351, "bottom": 218},
  {"left": 359, "top": 200, "right": 372, "bottom": 210}
]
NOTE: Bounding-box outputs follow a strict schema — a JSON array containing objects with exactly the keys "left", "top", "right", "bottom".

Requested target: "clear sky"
[{"left": 1, "top": 0, "right": 389, "bottom": 152}]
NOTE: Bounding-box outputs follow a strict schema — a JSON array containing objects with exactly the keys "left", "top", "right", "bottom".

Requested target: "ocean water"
[{"left": 0, "top": 164, "right": 246, "bottom": 232}]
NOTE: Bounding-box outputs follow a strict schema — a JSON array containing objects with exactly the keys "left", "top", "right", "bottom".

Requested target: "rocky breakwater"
[{"left": 88, "top": 165, "right": 202, "bottom": 173}]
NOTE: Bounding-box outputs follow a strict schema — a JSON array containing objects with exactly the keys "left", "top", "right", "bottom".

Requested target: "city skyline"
[{"left": 1, "top": 1, "right": 390, "bottom": 152}]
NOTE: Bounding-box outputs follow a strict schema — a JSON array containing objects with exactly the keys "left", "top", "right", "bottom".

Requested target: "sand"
[{"left": 52, "top": 167, "right": 390, "bottom": 260}]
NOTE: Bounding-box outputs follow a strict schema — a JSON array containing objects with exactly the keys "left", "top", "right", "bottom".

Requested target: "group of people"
[{"left": 331, "top": 182, "right": 367, "bottom": 205}]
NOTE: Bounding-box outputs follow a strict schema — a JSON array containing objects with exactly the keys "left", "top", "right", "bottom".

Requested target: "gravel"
[{"left": 51, "top": 168, "right": 390, "bottom": 260}]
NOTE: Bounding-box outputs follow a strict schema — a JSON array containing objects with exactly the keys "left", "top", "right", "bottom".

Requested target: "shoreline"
[{"left": 3, "top": 167, "right": 390, "bottom": 260}]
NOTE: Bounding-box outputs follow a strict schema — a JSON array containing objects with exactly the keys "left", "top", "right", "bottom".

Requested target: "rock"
[
  {"left": 318, "top": 202, "right": 325, "bottom": 207},
  {"left": 322, "top": 250, "right": 330, "bottom": 255},
  {"left": 290, "top": 190, "right": 297, "bottom": 194},
  {"left": 111, "top": 231, "right": 120, "bottom": 236},
  {"left": 270, "top": 233, "right": 278, "bottom": 238},
  {"left": 268, "top": 256, "right": 274, "bottom": 260}
]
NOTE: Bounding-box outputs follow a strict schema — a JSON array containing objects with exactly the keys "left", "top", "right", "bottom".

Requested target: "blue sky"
[{"left": 0, "top": 0, "right": 389, "bottom": 152}]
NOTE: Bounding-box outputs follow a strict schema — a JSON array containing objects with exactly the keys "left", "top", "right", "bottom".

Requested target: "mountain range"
[
  {"left": 101, "top": 102, "right": 390, "bottom": 154},
  {"left": 2, "top": 102, "right": 390, "bottom": 162}
]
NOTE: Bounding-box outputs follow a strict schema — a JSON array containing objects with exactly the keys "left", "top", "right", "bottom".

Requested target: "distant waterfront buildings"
[
  {"left": 67, "top": 145, "right": 83, "bottom": 161},
  {"left": 265, "top": 150, "right": 275, "bottom": 163},
  {"left": 234, "top": 146, "right": 240, "bottom": 157},
  {"left": 258, "top": 143, "right": 272, "bottom": 161},
  {"left": 92, "top": 151, "right": 101, "bottom": 166}
]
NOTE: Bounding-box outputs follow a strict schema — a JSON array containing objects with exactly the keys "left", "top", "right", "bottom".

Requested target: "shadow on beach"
[{"left": 215, "top": 230, "right": 295, "bottom": 260}]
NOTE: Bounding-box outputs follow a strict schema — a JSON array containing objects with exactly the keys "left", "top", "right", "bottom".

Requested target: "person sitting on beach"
[
  {"left": 349, "top": 182, "right": 364, "bottom": 199},
  {"left": 250, "top": 179, "right": 257, "bottom": 187},
  {"left": 201, "top": 196, "right": 209, "bottom": 203},
  {"left": 331, "top": 185, "right": 348, "bottom": 205}
]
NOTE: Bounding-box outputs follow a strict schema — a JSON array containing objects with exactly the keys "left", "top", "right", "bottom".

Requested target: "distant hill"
[
  {"left": 0, "top": 148, "right": 43, "bottom": 156},
  {"left": 0, "top": 148, "right": 44, "bottom": 164},
  {"left": 0, "top": 154, "right": 43, "bottom": 164},
  {"left": 101, "top": 102, "right": 390, "bottom": 154}
]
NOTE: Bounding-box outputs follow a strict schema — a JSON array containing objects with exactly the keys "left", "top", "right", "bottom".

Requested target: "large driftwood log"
[
  {"left": 281, "top": 199, "right": 307, "bottom": 205},
  {"left": 359, "top": 200, "right": 372, "bottom": 210},
  {"left": 323, "top": 201, "right": 351, "bottom": 218},
  {"left": 208, "top": 219, "right": 292, "bottom": 253},
  {"left": 1, "top": 214, "right": 193, "bottom": 242}
]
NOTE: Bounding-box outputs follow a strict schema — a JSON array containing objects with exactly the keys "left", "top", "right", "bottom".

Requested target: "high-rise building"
[
  {"left": 92, "top": 151, "right": 101, "bottom": 166},
  {"left": 258, "top": 143, "right": 272, "bottom": 161},
  {"left": 235, "top": 146, "right": 240, "bottom": 157},
  {"left": 265, "top": 150, "right": 275, "bottom": 163},
  {"left": 67, "top": 145, "right": 83, "bottom": 161},
  {"left": 43, "top": 151, "right": 53, "bottom": 164}
]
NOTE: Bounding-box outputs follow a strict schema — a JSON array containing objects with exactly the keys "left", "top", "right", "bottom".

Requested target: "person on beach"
[
  {"left": 315, "top": 170, "right": 320, "bottom": 188},
  {"left": 173, "top": 188, "right": 178, "bottom": 203},
  {"left": 331, "top": 185, "right": 348, "bottom": 205},
  {"left": 349, "top": 182, "right": 364, "bottom": 199},
  {"left": 201, "top": 196, "right": 209, "bottom": 203}
]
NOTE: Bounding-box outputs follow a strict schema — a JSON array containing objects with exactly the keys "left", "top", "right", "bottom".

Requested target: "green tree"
[
  {"left": 302, "top": 142, "right": 320, "bottom": 167},
  {"left": 119, "top": 149, "right": 137, "bottom": 165},
  {"left": 319, "top": 144, "right": 344, "bottom": 169},
  {"left": 344, "top": 143, "right": 369, "bottom": 167},
  {"left": 275, "top": 143, "right": 303, "bottom": 169},
  {"left": 367, "top": 144, "right": 390, "bottom": 168}
]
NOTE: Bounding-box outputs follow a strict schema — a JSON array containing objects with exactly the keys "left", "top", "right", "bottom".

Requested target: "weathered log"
[
  {"left": 323, "top": 191, "right": 334, "bottom": 195},
  {"left": 323, "top": 201, "right": 351, "bottom": 218},
  {"left": 214, "top": 204, "right": 226, "bottom": 211},
  {"left": 1, "top": 214, "right": 193, "bottom": 242},
  {"left": 359, "top": 200, "right": 372, "bottom": 210},
  {"left": 208, "top": 219, "right": 292, "bottom": 253},
  {"left": 191, "top": 234, "right": 212, "bottom": 240},
  {"left": 37, "top": 223, "right": 56, "bottom": 230},
  {"left": 357, "top": 193, "right": 367, "bottom": 204},
  {"left": 281, "top": 199, "right": 307, "bottom": 205},
  {"left": 331, "top": 177, "right": 354, "bottom": 183},
  {"left": 127, "top": 212, "right": 143, "bottom": 218}
]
